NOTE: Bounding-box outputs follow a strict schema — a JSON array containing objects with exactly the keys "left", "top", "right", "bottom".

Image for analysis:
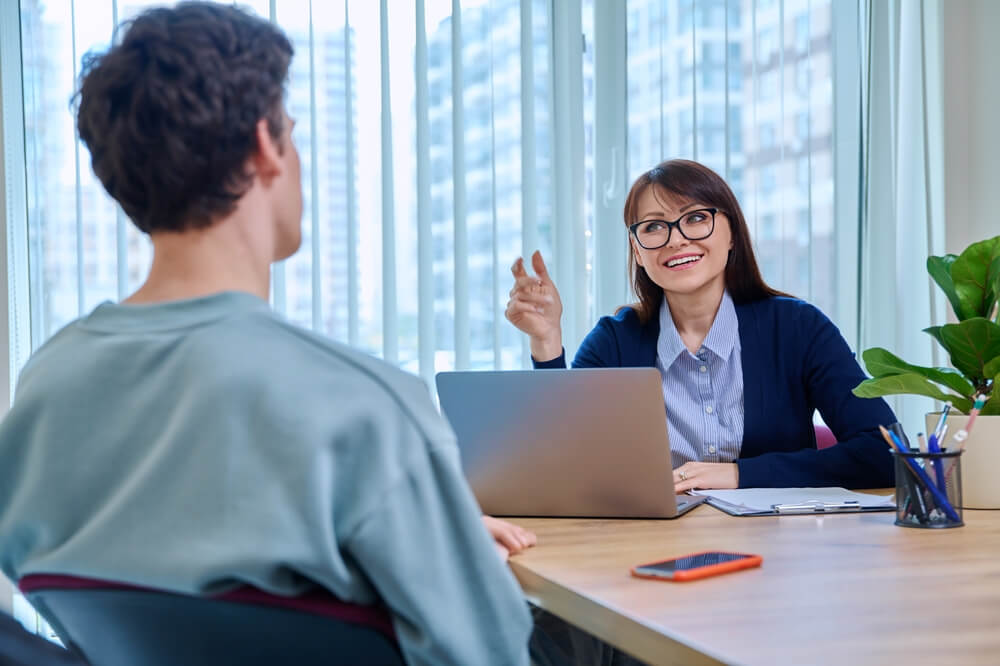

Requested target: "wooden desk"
[{"left": 508, "top": 503, "right": 1000, "bottom": 666}]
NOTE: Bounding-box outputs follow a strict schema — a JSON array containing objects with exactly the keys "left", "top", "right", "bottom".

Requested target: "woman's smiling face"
[{"left": 630, "top": 184, "right": 732, "bottom": 298}]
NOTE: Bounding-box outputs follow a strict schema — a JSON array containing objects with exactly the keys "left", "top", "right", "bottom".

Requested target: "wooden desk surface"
[{"left": 507, "top": 502, "right": 1000, "bottom": 666}]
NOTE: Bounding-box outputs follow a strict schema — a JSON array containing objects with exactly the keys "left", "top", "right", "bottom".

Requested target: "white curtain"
[{"left": 858, "top": 0, "right": 947, "bottom": 430}]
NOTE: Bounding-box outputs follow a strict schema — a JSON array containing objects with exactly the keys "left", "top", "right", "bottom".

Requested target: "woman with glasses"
[{"left": 506, "top": 159, "right": 895, "bottom": 491}]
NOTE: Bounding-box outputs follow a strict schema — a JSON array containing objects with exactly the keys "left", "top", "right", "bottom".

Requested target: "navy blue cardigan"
[{"left": 535, "top": 297, "right": 896, "bottom": 489}]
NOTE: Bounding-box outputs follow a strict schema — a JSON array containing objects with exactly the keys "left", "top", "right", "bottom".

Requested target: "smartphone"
[{"left": 631, "top": 551, "right": 762, "bottom": 582}]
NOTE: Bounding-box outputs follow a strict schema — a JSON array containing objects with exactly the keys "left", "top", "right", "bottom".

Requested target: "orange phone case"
[{"left": 630, "top": 551, "right": 762, "bottom": 582}]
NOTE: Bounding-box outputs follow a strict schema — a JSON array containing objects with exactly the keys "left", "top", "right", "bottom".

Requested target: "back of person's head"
[
  {"left": 622, "top": 159, "right": 790, "bottom": 322},
  {"left": 75, "top": 2, "right": 294, "bottom": 235}
]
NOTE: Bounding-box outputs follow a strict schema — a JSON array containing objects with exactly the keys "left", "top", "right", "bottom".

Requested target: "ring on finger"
[{"left": 679, "top": 470, "right": 687, "bottom": 481}]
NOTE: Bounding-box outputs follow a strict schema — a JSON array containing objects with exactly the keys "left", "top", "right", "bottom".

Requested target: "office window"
[
  {"left": 11, "top": 0, "right": 564, "bottom": 381},
  {"left": 797, "top": 208, "right": 810, "bottom": 246},
  {"left": 797, "top": 156, "right": 810, "bottom": 189},
  {"left": 760, "top": 163, "right": 777, "bottom": 194},
  {"left": 626, "top": 0, "right": 838, "bottom": 317},
  {"left": 696, "top": 0, "right": 726, "bottom": 29},
  {"left": 761, "top": 213, "right": 778, "bottom": 240},
  {"left": 795, "top": 13, "right": 809, "bottom": 53},
  {"left": 796, "top": 110, "right": 809, "bottom": 143},
  {"left": 727, "top": 43, "right": 741, "bottom": 90},
  {"left": 757, "top": 26, "right": 777, "bottom": 65},
  {"left": 796, "top": 58, "right": 810, "bottom": 95},
  {"left": 760, "top": 122, "right": 777, "bottom": 150},
  {"left": 758, "top": 68, "right": 779, "bottom": 100}
]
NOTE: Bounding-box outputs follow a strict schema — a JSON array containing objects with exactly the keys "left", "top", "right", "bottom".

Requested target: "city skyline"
[{"left": 19, "top": 0, "right": 837, "bottom": 366}]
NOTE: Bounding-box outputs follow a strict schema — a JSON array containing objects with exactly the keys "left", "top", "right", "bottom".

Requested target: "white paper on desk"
[{"left": 689, "top": 487, "right": 895, "bottom": 514}]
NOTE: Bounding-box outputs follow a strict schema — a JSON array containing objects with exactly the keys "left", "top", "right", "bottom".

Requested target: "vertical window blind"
[{"left": 10, "top": 0, "right": 855, "bottom": 391}]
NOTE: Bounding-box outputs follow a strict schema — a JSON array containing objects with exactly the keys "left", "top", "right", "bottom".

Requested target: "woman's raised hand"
[{"left": 505, "top": 250, "right": 563, "bottom": 361}]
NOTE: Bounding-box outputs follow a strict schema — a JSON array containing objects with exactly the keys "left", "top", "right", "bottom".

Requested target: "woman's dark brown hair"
[{"left": 621, "top": 159, "right": 791, "bottom": 324}]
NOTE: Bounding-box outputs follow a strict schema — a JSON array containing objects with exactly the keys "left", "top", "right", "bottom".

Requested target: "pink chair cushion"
[{"left": 814, "top": 425, "right": 837, "bottom": 450}]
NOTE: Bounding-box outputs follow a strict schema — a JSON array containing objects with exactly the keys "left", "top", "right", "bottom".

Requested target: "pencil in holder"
[{"left": 892, "top": 449, "right": 963, "bottom": 528}]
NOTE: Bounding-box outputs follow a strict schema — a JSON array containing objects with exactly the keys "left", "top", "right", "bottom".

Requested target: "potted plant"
[{"left": 852, "top": 235, "right": 999, "bottom": 508}]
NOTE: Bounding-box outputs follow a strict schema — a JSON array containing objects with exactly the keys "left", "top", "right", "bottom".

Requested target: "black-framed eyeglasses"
[{"left": 628, "top": 207, "right": 719, "bottom": 250}]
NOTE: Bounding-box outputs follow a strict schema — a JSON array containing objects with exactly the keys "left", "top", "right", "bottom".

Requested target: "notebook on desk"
[
  {"left": 690, "top": 487, "right": 896, "bottom": 516},
  {"left": 436, "top": 368, "right": 707, "bottom": 519}
]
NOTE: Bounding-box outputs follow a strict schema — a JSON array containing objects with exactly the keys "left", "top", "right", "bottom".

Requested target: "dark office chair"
[
  {"left": 0, "top": 610, "right": 88, "bottom": 666},
  {"left": 18, "top": 574, "right": 403, "bottom": 666}
]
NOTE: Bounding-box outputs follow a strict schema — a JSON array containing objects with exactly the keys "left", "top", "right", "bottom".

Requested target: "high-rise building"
[
  {"left": 626, "top": 0, "right": 834, "bottom": 313},
  {"left": 425, "top": 0, "right": 554, "bottom": 370},
  {"left": 282, "top": 27, "right": 359, "bottom": 341},
  {"left": 740, "top": 0, "right": 835, "bottom": 315}
]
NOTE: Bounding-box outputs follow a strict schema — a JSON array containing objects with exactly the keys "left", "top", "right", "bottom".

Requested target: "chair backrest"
[
  {"left": 19, "top": 574, "right": 403, "bottom": 666},
  {"left": 815, "top": 424, "right": 837, "bottom": 450},
  {"left": 1, "top": 610, "right": 88, "bottom": 665}
]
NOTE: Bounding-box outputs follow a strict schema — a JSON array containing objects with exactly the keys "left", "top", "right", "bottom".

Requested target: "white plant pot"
[{"left": 925, "top": 413, "right": 1000, "bottom": 509}]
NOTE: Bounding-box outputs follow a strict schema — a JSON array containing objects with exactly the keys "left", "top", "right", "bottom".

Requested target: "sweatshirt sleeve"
[
  {"left": 736, "top": 305, "right": 896, "bottom": 488},
  {"left": 343, "top": 444, "right": 531, "bottom": 666}
]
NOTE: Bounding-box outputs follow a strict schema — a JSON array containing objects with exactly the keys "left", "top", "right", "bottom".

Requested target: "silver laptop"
[{"left": 436, "top": 368, "right": 706, "bottom": 518}]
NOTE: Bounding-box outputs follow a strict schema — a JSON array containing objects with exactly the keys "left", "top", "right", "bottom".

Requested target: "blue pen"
[
  {"left": 932, "top": 403, "right": 952, "bottom": 443},
  {"left": 887, "top": 430, "right": 960, "bottom": 523},
  {"left": 926, "top": 432, "right": 947, "bottom": 493}
]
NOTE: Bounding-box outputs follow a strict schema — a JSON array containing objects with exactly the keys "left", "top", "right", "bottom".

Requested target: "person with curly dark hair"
[
  {"left": 0, "top": 4, "right": 532, "bottom": 664},
  {"left": 75, "top": 2, "right": 298, "bottom": 238}
]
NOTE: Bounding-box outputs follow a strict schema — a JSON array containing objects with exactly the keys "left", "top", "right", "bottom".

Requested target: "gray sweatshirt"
[{"left": 0, "top": 291, "right": 531, "bottom": 665}]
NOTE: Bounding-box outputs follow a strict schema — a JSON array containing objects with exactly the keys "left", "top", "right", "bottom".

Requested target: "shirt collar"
[
  {"left": 79, "top": 290, "right": 270, "bottom": 333},
  {"left": 657, "top": 290, "right": 739, "bottom": 365}
]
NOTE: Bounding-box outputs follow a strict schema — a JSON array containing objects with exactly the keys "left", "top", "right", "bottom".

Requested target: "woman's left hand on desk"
[{"left": 673, "top": 462, "right": 738, "bottom": 493}]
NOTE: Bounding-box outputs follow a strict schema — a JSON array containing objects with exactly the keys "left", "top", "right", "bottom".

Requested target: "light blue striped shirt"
[{"left": 656, "top": 290, "right": 744, "bottom": 468}]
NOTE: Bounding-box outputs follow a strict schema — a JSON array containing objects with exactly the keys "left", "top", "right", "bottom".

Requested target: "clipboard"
[{"left": 689, "top": 488, "right": 896, "bottom": 517}]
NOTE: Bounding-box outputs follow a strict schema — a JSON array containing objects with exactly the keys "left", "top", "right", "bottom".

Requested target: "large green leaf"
[
  {"left": 927, "top": 254, "right": 963, "bottom": 318},
  {"left": 951, "top": 236, "right": 1000, "bottom": 320},
  {"left": 980, "top": 362, "right": 1000, "bottom": 415},
  {"left": 923, "top": 325, "right": 945, "bottom": 349},
  {"left": 861, "top": 347, "right": 975, "bottom": 397},
  {"left": 853, "top": 374, "right": 974, "bottom": 413},
  {"left": 986, "top": 248, "right": 1000, "bottom": 308},
  {"left": 988, "top": 253, "right": 1000, "bottom": 319},
  {"left": 937, "top": 318, "right": 1000, "bottom": 381}
]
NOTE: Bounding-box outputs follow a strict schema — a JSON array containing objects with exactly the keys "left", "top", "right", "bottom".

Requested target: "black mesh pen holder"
[{"left": 892, "top": 449, "right": 963, "bottom": 528}]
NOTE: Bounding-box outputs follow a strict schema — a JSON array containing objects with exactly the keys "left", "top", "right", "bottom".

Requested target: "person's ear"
[
  {"left": 630, "top": 237, "right": 644, "bottom": 268},
  {"left": 253, "top": 118, "right": 282, "bottom": 183}
]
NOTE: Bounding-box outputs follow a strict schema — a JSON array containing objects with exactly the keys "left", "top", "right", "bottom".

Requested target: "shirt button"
[
  {"left": 705, "top": 405, "right": 714, "bottom": 414},
  {"left": 700, "top": 365, "right": 707, "bottom": 373},
  {"left": 708, "top": 445, "right": 717, "bottom": 454}
]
